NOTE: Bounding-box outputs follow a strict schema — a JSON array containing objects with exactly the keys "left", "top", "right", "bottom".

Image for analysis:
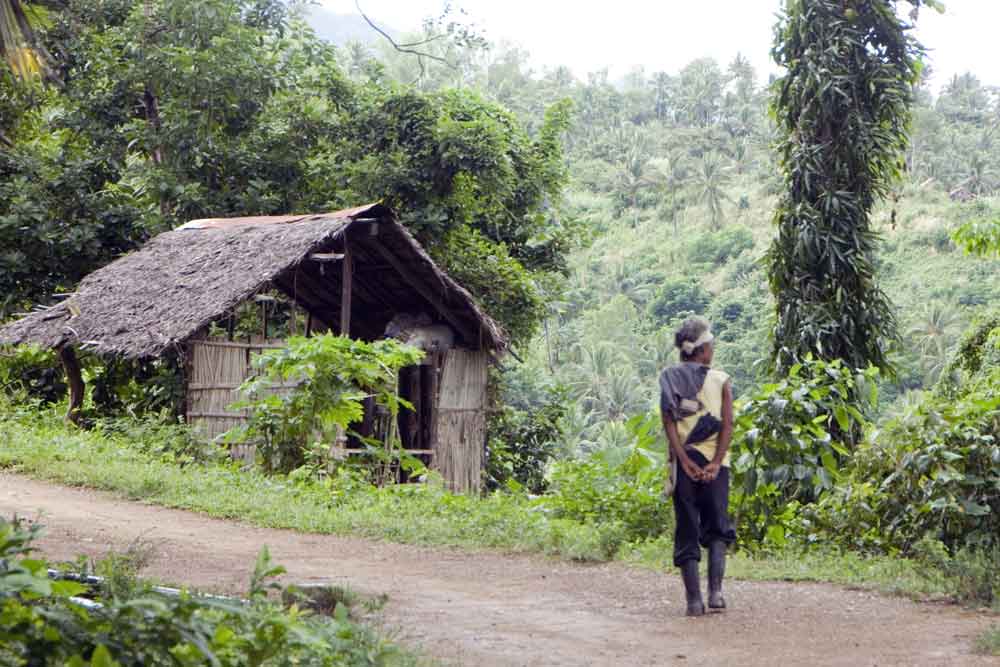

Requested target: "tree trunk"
[{"left": 59, "top": 345, "right": 84, "bottom": 425}]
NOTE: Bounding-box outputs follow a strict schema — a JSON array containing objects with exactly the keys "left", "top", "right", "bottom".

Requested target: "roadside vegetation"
[
  {"left": 1, "top": 390, "right": 997, "bottom": 609},
  {"left": 0, "top": 516, "right": 420, "bottom": 666}
]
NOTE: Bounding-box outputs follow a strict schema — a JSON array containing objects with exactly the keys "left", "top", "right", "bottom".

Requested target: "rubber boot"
[
  {"left": 680, "top": 560, "right": 705, "bottom": 616},
  {"left": 708, "top": 541, "right": 726, "bottom": 610}
]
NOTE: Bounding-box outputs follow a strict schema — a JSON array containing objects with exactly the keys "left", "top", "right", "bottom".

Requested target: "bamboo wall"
[
  {"left": 186, "top": 339, "right": 283, "bottom": 458},
  {"left": 186, "top": 339, "right": 490, "bottom": 491},
  {"left": 433, "top": 349, "right": 488, "bottom": 493}
]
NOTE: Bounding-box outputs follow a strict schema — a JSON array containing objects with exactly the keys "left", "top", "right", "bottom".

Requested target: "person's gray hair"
[{"left": 674, "top": 317, "right": 714, "bottom": 361}]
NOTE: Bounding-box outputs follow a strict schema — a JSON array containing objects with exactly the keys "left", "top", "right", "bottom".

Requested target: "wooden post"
[
  {"left": 59, "top": 346, "right": 84, "bottom": 425},
  {"left": 340, "top": 240, "right": 353, "bottom": 336},
  {"left": 409, "top": 366, "right": 422, "bottom": 450},
  {"left": 425, "top": 352, "right": 439, "bottom": 453}
]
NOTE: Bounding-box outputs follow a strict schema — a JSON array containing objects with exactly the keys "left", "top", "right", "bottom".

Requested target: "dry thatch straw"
[{"left": 0, "top": 204, "right": 507, "bottom": 358}]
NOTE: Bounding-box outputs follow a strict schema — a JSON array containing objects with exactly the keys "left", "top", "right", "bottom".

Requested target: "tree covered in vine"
[{"left": 767, "top": 0, "right": 941, "bottom": 373}]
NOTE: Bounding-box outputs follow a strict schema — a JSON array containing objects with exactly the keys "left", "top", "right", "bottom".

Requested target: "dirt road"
[{"left": 1, "top": 473, "right": 995, "bottom": 666}]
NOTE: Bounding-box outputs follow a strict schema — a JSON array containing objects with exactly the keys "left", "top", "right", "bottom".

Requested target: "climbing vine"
[{"left": 767, "top": 0, "right": 941, "bottom": 373}]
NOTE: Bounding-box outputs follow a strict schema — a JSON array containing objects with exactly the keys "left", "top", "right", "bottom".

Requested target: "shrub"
[
  {"left": 811, "top": 371, "right": 1000, "bottom": 553},
  {"left": 0, "top": 344, "right": 65, "bottom": 404},
  {"left": 93, "top": 414, "right": 224, "bottom": 466},
  {"left": 226, "top": 334, "right": 423, "bottom": 474},
  {"left": 687, "top": 224, "right": 754, "bottom": 266},
  {"left": 89, "top": 353, "right": 187, "bottom": 418},
  {"left": 912, "top": 537, "right": 1000, "bottom": 607},
  {"left": 807, "top": 316, "right": 1000, "bottom": 554},
  {"left": 0, "top": 517, "right": 412, "bottom": 666},
  {"left": 647, "top": 277, "right": 711, "bottom": 326},
  {"left": 485, "top": 385, "right": 567, "bottom": 494},
  {"left": 540, "top": 414, "right": 672, "bottom": 545},
  {"left": 731, "top": 357, "right": 878, "bottom": 549}
]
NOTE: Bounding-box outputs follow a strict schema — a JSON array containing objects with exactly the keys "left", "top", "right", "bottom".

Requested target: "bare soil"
[{"left": 1, "top": 473, "right": 996, "bottom": 666}]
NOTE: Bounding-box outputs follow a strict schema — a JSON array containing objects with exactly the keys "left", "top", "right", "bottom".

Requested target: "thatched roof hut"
[
  {"left": 1, "top": 204, "right": 504, "bottom": 492},
  {"left": 0, "top": 203, "right": 506, "bottom": 356}
]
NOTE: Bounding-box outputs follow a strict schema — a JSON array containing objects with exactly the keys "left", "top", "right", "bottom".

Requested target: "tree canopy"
[{"left": 0, "top": 0, "right": 573, "bottom": 345}]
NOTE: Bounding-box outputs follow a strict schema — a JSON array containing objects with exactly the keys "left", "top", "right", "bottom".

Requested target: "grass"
[
  {"left": 0, "top": 404, "right": 982, "bottom": 603},
  {"left": 975, "top": 626, "right": 1000, "bottom": 656},
  {"left": 623, "top": 536, "right": 958, "bottom": 601},
  {"left": 0, "top": 406, "right": 627, "bottom": 562}
]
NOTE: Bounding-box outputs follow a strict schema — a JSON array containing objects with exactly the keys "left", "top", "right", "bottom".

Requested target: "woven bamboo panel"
[
  {"left": 188, "top": 341, "right": 251, "bottom": 442},
  {"left": 433, "top": 349, "right": 488, "bottom": 493}
]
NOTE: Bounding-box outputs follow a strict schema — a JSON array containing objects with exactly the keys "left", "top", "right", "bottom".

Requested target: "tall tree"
[
  {"left": 694, "top": 152, "right": 731, "bottom": 231},
  {"left": 767, "top": 0, "right": 938, "bottom": 373}
]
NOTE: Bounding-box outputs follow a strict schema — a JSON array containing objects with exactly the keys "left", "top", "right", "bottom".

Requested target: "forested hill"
[{"left": 337, "top": 33, "right": 1000, "bottom": 452}]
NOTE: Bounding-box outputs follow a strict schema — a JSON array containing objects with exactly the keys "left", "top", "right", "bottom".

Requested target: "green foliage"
[
  {"left": 810, "top": 369, "right": 1000, "bottom": 554},
  {"left": 227, "top": 334, "right": 423, "bottom": 474},
  {"left": 89, "top": 354, "right": 186, "bottom": 418},
  {"left": 485, "top": 385, "right": 567, "bottom": 494},
  {"left": 767, "top": 0, "right": 928, "bottom": 373},
  {"left": 686, "top": 224, "right": 754, "bottom": 266},
  {"left": 2, "top": 0, "right": 574, "bottom": 348},
  {"left": 540, "top": 414, "right": 671, "bottom": 547},
  {"left": 647, "top": 278, "right": 710, "bottom": 326},
  {"left": 910, "top": 538, "right": 1000, "bottom": 607},
  {"left": 93, "top": 414, "right": 223, "bottom": 466},
  {"left": 0, "top": 344, "right": 65, "bottom": 403},
  {"left": 431, "top": 225, "right": 545, "bottom": 345},
  {"left": 0, "top": 516, "right": 413, "bottom": 666},
  {"left": 732, "top": 357, "right": 878, "bottom": 549},
  {"left": 941, "top": 309, "right": 1000, "bottom": 383},
  {"left": 804, "top": 315, "right": 999, "bottom": 554},
  {"left": 953, "top": 218, "right": 1000, "bottom": 258}
]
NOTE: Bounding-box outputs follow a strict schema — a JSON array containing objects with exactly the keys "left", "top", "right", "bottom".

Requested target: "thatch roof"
[{"left": 0, "top": 204, "right": 507, "bottom": 358}]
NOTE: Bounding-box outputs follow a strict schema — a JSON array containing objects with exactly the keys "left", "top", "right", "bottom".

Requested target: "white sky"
[{"left": 322, "top": 0, "right": 999, "bottom": 91}]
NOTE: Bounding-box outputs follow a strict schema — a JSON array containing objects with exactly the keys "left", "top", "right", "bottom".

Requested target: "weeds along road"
[{"left": 1, "top": 473, "right": 995, "bottom": 667}]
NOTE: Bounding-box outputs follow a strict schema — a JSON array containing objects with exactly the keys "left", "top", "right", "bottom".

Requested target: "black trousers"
[{"left": 672, "top": 449, "right": 736, "bottom": 567}]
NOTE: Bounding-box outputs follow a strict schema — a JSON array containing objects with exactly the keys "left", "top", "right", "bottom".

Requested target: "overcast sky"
[{"left": 321, "top": 0, "right": 999, "bottom": 91}]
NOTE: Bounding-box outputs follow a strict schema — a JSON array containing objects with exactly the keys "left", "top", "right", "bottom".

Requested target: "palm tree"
[
  {"left": 616, "top": 147, "right": 652, "bottom": 222},
  {"left": 677, "top": 58, "right": 723, "bottom": 127},
  {"left": 650, "top": 71, "right": 673, "bottom": 121},
  {"left": 612, "top": 124, "right": 655, "bottom": 223},
  {"left": 907, "top": 303, "right": 962, "bottom": 384},
  {"left": 559, "top": 403, "right": 597, "bottom": 457},
  {"left": 639, "top": 328, "right": 676, "bottom": 377},
  {"left": 694, "top": 153, "right": 732, "bottom": 230},
  {"left": 0, "top": 0, "right": 50, "bottom": 79},
  {"left": 964, "top": 151, "right": 996, "bottom": 195},
  {"left": 908, "top": 304, "right": 961, "bottom": 357},
  {"left": 599, "top": 368, "right": 644, "bottom": 421},
  {"left": 648, "top": 151, "right": 690, "bottom": 237},
  {"left": 606, "top": 261, "right": 653, "bottom": 306}
]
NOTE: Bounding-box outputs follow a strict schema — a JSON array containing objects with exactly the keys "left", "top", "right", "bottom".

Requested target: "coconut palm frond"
[{"left": 0, "top": 0, "right": 51, "bottom": 79}]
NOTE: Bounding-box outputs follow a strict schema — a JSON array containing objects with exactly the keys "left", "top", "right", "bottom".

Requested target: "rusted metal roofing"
[{"left": 178, "top": 203, "right": 388, "bottom": 230}]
